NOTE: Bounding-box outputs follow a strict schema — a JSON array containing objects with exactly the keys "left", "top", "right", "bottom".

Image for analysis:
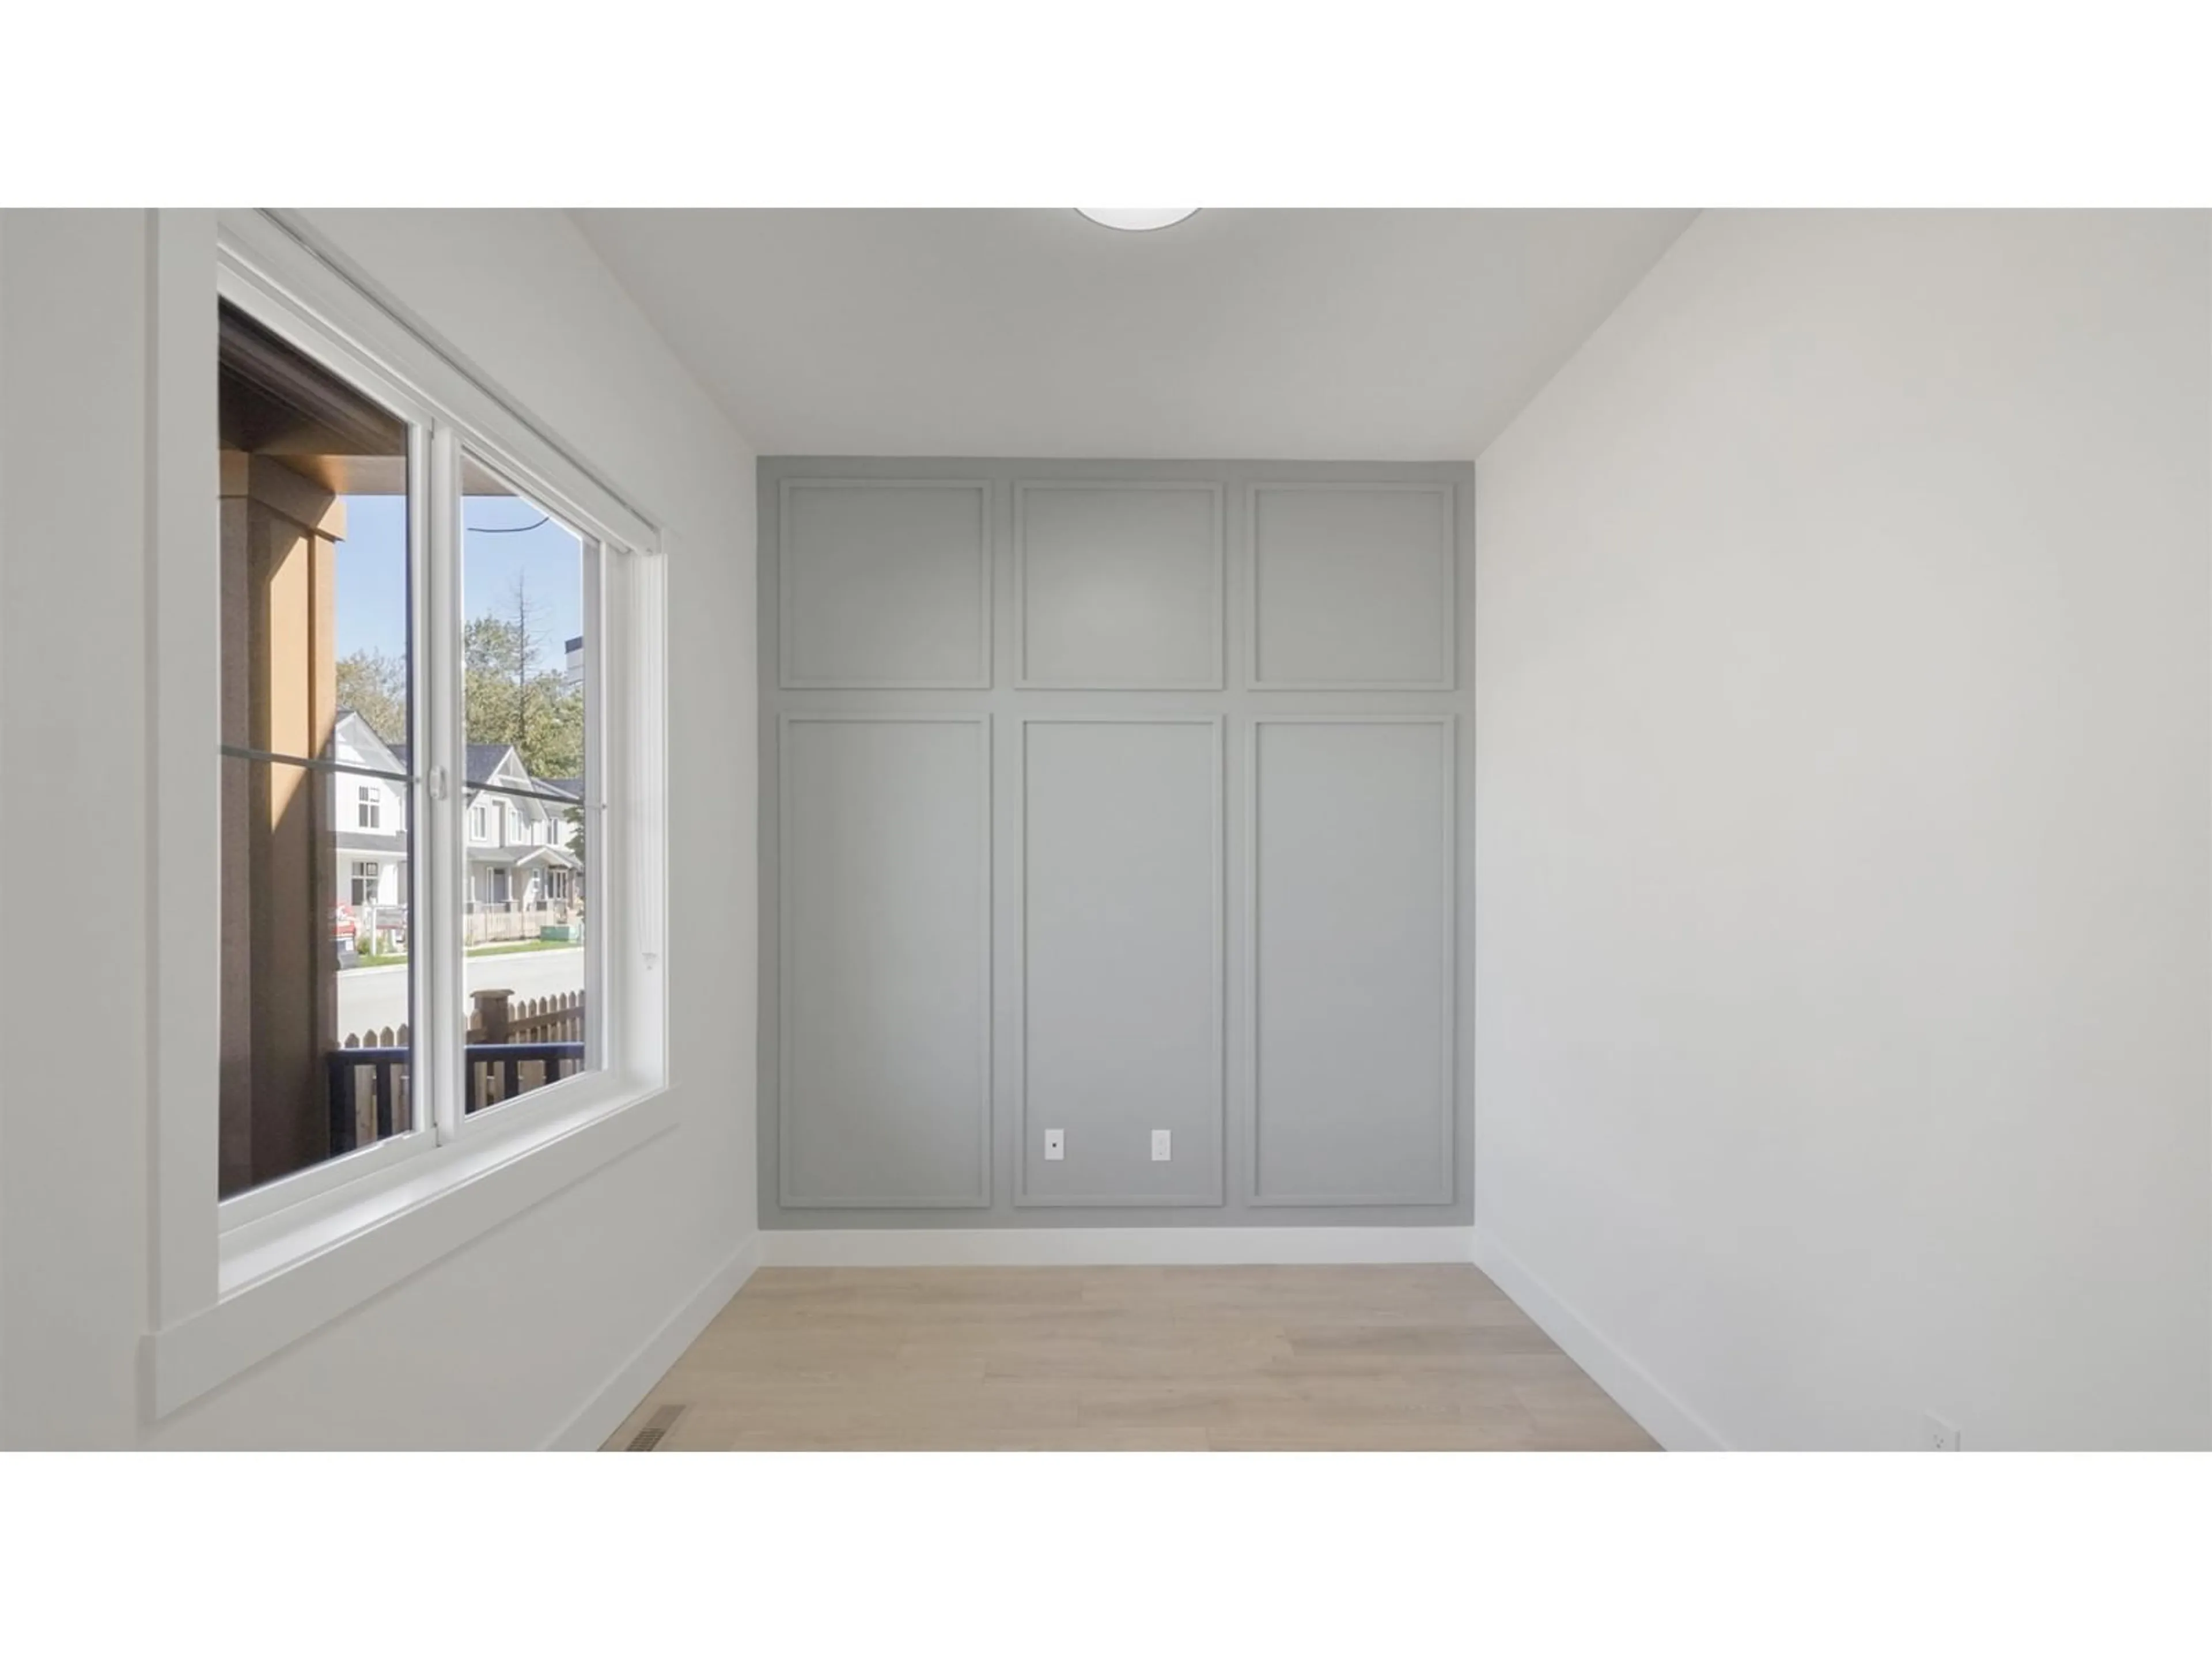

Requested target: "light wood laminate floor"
[{"left": 602, "top": 1266, "right": 1656, "bottom": 1451}]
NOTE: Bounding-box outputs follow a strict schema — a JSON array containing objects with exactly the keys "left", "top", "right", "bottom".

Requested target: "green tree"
[
  {"left": 563, "top": 801, "right": 588, "bottom": 878},
  {"left": 463, "top": 614, "right": 524, "bottom": 745},
  {"left": 335, "top": 648, "right": 408, "bottom": 752},
  {"left": 463, "top": 573, "right": 584, "bottom": 780}
]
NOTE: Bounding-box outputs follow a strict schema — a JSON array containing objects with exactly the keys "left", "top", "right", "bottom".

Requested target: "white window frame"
[
  {"left": 356, "top": 781, "right": 381, "bottom": 830},
  {"left": 470, "top": 800, "right": 489, "bottom": 842},
  {"left": 351, "top": 861, "right": 380, "bottom": 907},
  {"left": 146, "top": 209, "right": 671, "bottom": 1419}
]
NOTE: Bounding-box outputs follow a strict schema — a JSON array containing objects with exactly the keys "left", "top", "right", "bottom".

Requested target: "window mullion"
[
  {"left": 582, "top": 536, "right": 610, "bottom": 1076},
  {"left": 425, "top": 423, "right": 465, "bottom": 1143}
]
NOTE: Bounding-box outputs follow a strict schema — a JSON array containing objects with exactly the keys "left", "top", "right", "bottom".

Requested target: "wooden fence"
[
  {"left": 472, "top": 988, "right": 585, "bottom": 1045},
  {"left": 464, "top": 900, "right": 580, "bottom": 946},
  {"left": 332, "top": 1022, "right": 414, "bottom": 1148},
  {"left": 329, "top": 987, "right": 587, "bottom": 1149}
]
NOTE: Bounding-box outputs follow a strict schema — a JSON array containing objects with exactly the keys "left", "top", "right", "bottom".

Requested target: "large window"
[
  {"left": 145, "top": 210, "right": 668, "bottom": 1413},
  {"left": 213, "top": 268, "right": 631, "bottom": 1206}
]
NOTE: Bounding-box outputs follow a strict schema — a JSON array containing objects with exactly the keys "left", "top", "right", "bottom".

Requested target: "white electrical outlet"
[
  {"left": 1151, "top": 1129, "right": 1171, "bottom": 1161},
  {"left": 1044, "top": 1128, "right": 1065, "bottom": 1162},
  {"left": 1922, "top": 1412, "right": 1961, "bottom": 1452}
]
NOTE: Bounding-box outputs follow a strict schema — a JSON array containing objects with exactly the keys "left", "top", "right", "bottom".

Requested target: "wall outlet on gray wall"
[
  {"left": 1152, "top": 1130, "right": 1171, "bottom": 1161},
  {"left": 1044, "top": 1129, "right": 1065, "bottom": 1162}
]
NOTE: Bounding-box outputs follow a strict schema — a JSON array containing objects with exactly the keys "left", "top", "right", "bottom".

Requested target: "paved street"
[{"left": 335, "top": 946, "right": 585, "bottom": 1039}]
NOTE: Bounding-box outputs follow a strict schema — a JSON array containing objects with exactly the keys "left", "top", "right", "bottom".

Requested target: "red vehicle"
[{"left": 332, "top": 904, "right": 358, "bottom": 942}]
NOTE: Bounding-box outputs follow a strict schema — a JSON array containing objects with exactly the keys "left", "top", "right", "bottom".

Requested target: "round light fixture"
[{"left": 1075, "top": 209, "right": 1200, "bottom": 232}]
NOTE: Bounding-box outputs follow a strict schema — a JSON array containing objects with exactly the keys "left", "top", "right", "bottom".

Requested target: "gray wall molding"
[
  {"left": 1014, "top": 715, "right": 1226, "bottom": 1207},
  {"left": 1246, "top": 715, "right": 1457, "bottom": 1206},
  {"left": 776, "top": 711, "right": 993, "bottom": 1207},
  {"left": 1247, "top": 480, "right": 1457, "bottom": 691},
  {"left": 758, "top": 456, "right": 1475, "bottom": 1232},
  {"left": 778, "top": 477, "right": 993, "bottom": 689},
  {"left": 1013, "top": 479, "right": 1226, "bottom": 690}
]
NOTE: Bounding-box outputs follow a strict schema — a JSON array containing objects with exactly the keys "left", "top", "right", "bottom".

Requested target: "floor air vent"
[{"left": 625, "top": 1404, "right": 685, "bottom": 1452}]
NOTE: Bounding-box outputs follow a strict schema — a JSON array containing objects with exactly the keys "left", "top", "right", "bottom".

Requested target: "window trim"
[{"left": 146, "top": 209, "right": 671, "bottom": 1418}]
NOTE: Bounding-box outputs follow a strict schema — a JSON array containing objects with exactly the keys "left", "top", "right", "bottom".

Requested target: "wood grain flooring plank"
[{"left": 601, "top": 1265, "right": 1656, "bottom": 1452}]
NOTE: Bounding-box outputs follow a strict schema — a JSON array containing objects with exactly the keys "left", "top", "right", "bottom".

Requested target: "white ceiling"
[{"left": 572, "top": 210, "right": 1696, "bottom": 460}]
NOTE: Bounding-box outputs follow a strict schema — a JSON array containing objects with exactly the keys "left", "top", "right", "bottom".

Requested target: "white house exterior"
[
  {"left": 460, "top": 743, "right": 583, "bottom": 919},
  {"left": 330, "top": 709, "right": 584, "bottom": 947},
  {"left": 331, "top": 710, "right": 411, "bottom": 925}
]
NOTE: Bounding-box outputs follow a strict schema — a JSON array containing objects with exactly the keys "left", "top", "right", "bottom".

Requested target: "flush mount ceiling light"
[{"left": 1075, "top": 209, "right": 1200, "bottom": 232}]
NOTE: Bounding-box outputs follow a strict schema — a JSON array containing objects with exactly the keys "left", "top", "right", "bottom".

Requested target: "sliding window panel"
[
  {"left": 456, "top": 454, "right": 600, "bottom": 1118},
  {"left": 217, "top": 298, "right": 419, "bottom": 1198},
  {"left": 780, "top": 714, "right": 993, "bottom": 1207},
  {"left": 1249, "top": 717, "right": 1455, "bottom": 1205},
  {"left": 1018, "top": 718, "right": 1224, "bottom": 1205}
]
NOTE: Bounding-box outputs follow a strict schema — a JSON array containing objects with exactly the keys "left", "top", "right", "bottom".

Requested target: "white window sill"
[{"left": 147, "top": 1081, "right": 677, "bottom": 1419}]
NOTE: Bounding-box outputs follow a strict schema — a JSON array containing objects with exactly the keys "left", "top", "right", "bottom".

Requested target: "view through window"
[
  {"left": 218, "top": 300, "right": 414, "bottom": 1196},
  {"left": 218, "top": 300, "right": 602, "bottom": 1199},
  {"left": 457, "top": 455, "right": 596, "bottom": 1116}
]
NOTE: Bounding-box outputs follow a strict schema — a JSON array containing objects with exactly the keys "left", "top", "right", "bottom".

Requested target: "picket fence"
[{"left": 329, "top": 988, "right": 586, "bottom": 1146}]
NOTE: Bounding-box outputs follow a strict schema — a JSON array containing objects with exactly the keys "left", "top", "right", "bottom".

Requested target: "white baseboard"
[
  {"left": 760, "top": 1225, "right": 1475, "bottom": 1268},
  {"left": 544, "top": 1233, "right": 760, "bottom": 1450},
  {"left": 1471, "top": 1230, "right": 1726, "bottom": 1452}
]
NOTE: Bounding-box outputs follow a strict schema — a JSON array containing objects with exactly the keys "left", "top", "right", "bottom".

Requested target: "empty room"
[{"left": 4, "top": 14, "right": 2210, "bottom": 1652}]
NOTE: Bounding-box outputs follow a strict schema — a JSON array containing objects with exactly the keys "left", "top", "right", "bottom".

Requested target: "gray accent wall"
[
  {"left": 759, "top": 457, "right": 1475, "bottom": 1229},
  {"left": 778, "top": 714, "right": 992, "bottom": 1207}
]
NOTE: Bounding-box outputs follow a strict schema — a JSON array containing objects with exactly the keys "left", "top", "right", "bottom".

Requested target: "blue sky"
[{"left": 335, "top": 492, "right": 585, "bottom": 667}]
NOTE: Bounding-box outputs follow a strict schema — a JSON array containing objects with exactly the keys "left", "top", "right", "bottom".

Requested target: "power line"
[{"left": 464, "top": 514, "right": 551, "bottom": 535}]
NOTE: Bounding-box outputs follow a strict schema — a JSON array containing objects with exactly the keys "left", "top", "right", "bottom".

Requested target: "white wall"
[
  {"left": 1474, "top": 211, "right": 2211, "bottom": 1449},
  {"left": 0, "top": 209, "right": 759, "bottom": 1448}
]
